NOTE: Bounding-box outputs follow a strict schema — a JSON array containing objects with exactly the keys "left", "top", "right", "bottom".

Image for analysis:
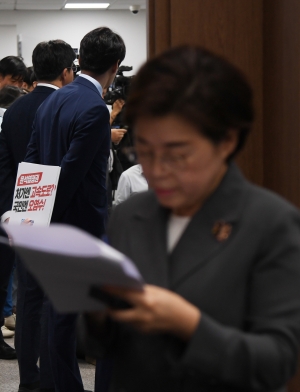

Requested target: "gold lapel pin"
[{"left": 212, "top": 220, "right": 232, "bottom": 242}]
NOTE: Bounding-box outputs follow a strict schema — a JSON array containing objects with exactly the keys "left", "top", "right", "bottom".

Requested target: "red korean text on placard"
[
  {"left": 30, "top": 184, "right": 56, "bottom": 198},
  {"left": 17, "top": 172, "right": 43, "bottom": 186},
  {"left": 28, "top": 199, "right": 46, "bottom": 212}
]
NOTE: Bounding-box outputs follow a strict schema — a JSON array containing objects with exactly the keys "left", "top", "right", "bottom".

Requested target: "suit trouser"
[
  {"left": 15, "top": 257, "right": 54, "bottom": 388},
  {"left": 95, "top": 359, "right": 114, "bottom": 392},
  {"left": 48, "top": 306, "right": 84, "bottom": 392},
  {"left": 3, "top": 265, "right": 14, "bottom": 317},
  {"left": 0, "top": 230, "right": 14, "bottom": 343}
]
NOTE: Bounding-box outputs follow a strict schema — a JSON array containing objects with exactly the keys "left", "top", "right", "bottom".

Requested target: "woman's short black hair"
[
  {"left": 0, "top": 85, "right": 26, "bottom": 109},
  {"left": 125, "top": 45, "right": 254, "bottom": 159},
  {"left": 32, "top": 40, "right": 76, "bottom": 81},
  {"left": 0, "top": 56, "right": 27, "bottom": 83},
  {"left": 79, "top": 27, "right": 126, "bottom": 75}
]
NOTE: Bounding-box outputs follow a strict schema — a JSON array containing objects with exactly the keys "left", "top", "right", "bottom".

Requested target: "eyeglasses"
[
  {"left": 67, "top": 64, "right": 77, "bottom": 73},
  {"left": 123, "top": 146, "right": 194, "bottom": 171}
]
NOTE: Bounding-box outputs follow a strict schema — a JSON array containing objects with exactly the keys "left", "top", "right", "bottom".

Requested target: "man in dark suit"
[
  {"left": 0, "top": 40, "right": 76, "bottom": 392},
  {"left": 25, "top": 27, "right": 126, "bottom": 392},
  {"left": 0, "top": 56, "right": 27, "bottom": 362}
]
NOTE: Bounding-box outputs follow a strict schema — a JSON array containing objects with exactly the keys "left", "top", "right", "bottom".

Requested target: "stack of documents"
[{"left": 2, "top": 224, "right": 144, "bottom": 312}]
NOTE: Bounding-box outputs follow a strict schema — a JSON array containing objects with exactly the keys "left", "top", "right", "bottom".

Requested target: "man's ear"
[
  {"left": 61, "top": 68, "right": 68, "bottom": 81},
  {"left": 60, "top": 68, "right": 73, "bottom": 86},
  {"left": 111, "top": 60, "right": 119, "bottom": 74}
]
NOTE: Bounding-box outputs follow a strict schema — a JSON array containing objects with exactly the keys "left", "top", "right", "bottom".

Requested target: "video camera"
[{"left": 104, "top": 65, "right": 133, "bottom": 105}]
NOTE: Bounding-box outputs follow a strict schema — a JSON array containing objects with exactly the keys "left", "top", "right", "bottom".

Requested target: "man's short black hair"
[
  {"left": 0, "top": 56, "right": 27, "bottom": 82},
  {"left": 32, "top": 40, "right": 76, "bottom": 81},
  {"left": 79, "top": 27, "right": 126, "bottom": 75},
  {"left": 23, "top": 66, "right": 35, "bottom": 86}
]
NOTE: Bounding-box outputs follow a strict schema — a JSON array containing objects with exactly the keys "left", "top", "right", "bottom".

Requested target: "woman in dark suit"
[{"left": 87, "top": 46, "right": 300, "bottom": 392}]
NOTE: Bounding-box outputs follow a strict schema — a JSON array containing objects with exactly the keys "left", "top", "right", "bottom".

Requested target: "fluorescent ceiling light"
[{"left": 64, "top": 3, "right": 110, "bottom": 9}]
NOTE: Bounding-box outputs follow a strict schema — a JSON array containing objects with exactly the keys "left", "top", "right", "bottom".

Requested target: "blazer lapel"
[
  {"left": 132, "top": 197, "right": 170, "bottom": 288},
  {"left": 169, "top": 163, "right": 249, "bottom": 289}
]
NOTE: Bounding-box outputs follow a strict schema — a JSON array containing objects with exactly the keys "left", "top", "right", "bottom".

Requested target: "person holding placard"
[
  {"left": 25, "top": 28, "right": 126, "bottom": 392},
  {"left": 0, "top": 40, "right": 75, "bottom": 392}
]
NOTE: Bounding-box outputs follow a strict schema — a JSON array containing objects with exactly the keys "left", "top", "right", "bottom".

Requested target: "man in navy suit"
[
  {"left": 0, "top": 40, "right": 76, "bottom": 392},
  {"left": 25, "top": 27, "right": 126, "bottom": 392},
  {"left": 0, "top": 55, "right": 27, "bottom": 362}
]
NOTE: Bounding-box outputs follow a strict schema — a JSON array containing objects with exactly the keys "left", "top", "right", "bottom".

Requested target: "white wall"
[
  {"left": 0, "top": 25, "right": 17, "bottom": 58},
  {"left": 0, "top": 10, "right": 147, "bottom": 75}
]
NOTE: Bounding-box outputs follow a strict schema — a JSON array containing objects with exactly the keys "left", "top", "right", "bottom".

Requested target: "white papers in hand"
[{"left": 3, "top": 223, "right": 144, "bottom": 313}]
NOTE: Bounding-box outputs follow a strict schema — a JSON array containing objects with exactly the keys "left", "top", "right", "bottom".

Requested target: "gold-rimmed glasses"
[{"left": 123, "top": 146, "right": 195, "bottom": 171}]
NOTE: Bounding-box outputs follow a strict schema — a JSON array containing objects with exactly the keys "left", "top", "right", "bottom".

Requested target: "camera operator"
[
  {"left": 110, "top": 98, "right": 127, "bottom": 144},
  {"left": 102, "top": 90, "right": 126, "bottom": 211},
  {"left": 105, "top": 66, "right": 136, "bottom": 172}
]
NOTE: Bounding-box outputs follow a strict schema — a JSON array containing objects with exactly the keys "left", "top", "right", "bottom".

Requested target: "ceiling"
[{"left": 0, "top": 0, "right": 146, "bottom": 11}]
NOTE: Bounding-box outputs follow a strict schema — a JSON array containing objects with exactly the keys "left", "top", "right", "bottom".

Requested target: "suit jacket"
[
  {"left": 85, "top": 163, "right": 300, "bottom": 392},
  {"left": 0, "top": 86, "right": 55, "bottom": 217},
  {"left": 25, "top": 77, "right": 111, "bottom": 238}
]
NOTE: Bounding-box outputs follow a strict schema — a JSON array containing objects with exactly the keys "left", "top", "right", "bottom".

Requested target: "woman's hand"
[{"left": 104, "top": 285, "right": 201, "bottom": 340}]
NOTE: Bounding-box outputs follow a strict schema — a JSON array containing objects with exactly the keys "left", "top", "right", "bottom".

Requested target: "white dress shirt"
[
  {"left": 167, "top": 214, "right": 191, "bottom": 253},
  {"left": 78, "top": 73, "right": 103, "bottom": 97},
  {"left": 114, "top": 164, "right": 148, "bottom": 205},
  {"left": 0, "top": 107, "right": 6, "bottom": 132}
]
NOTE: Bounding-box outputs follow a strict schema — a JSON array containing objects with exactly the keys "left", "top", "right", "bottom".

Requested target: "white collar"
[
  {"left": 78, "top": 73, "right": 103, "bottom": 97},
  {"left": 36, "top": 83, "right": 59, "bottom": 90}
]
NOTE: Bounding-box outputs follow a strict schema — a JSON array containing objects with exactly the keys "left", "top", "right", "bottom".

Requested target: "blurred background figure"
[
  {"left": 0, "top": 85, "right": 26, "bottom": 130},
  {"left": 114, "top": 163, "right": 148, "bottom": 205},
  {"left": 22, "top": 66, "right": 37, "bottom": 92},
  {"left": 0, "top": 56, "right": 27, "bottom": 90},
  {"left": 102, "top": 88, "right": 126, "bottom": 212}
]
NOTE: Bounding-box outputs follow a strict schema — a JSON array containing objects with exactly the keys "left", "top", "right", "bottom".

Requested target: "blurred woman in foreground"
[{"left": 86, "top": 46, "right": 300, "bottom": 392}]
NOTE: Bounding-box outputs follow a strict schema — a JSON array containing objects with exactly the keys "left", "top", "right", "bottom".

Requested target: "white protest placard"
[{"left": 9, "top": 162, "right": 61, "bottom": 226}]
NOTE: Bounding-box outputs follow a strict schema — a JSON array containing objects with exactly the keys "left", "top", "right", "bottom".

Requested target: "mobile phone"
[{"left": 89, "top": 286, "right": 132, "bottom": 310}]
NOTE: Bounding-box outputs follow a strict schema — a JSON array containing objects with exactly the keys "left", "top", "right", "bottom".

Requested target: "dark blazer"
[
  {"left": 86, "top": 163, "right": 300, "bottom": 392},
  {"left": 0, "top": 86, "right": 54, "bottom": 216},
  {"left": 25, "top": 77, "right": 111, "bottom": 238}
]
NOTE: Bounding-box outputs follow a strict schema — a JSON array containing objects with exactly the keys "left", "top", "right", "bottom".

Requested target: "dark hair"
[
  {"left": 79, "top": 27, "right": 126, "bottom": 75},
  {"left": 125, "top": 46, "right": 254, "bottom": 158},
  {"left": 32, "top": 40, "right": 76, "bottom": 81},
  {"left": 22, "top": 66, "right": 36, "bottom": 87},
  {"left": 0, "top": 56, "right": 27, "bottom": 82},
  {"left": 0, "top": 85, "right": 26, "bottom": 108}
]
